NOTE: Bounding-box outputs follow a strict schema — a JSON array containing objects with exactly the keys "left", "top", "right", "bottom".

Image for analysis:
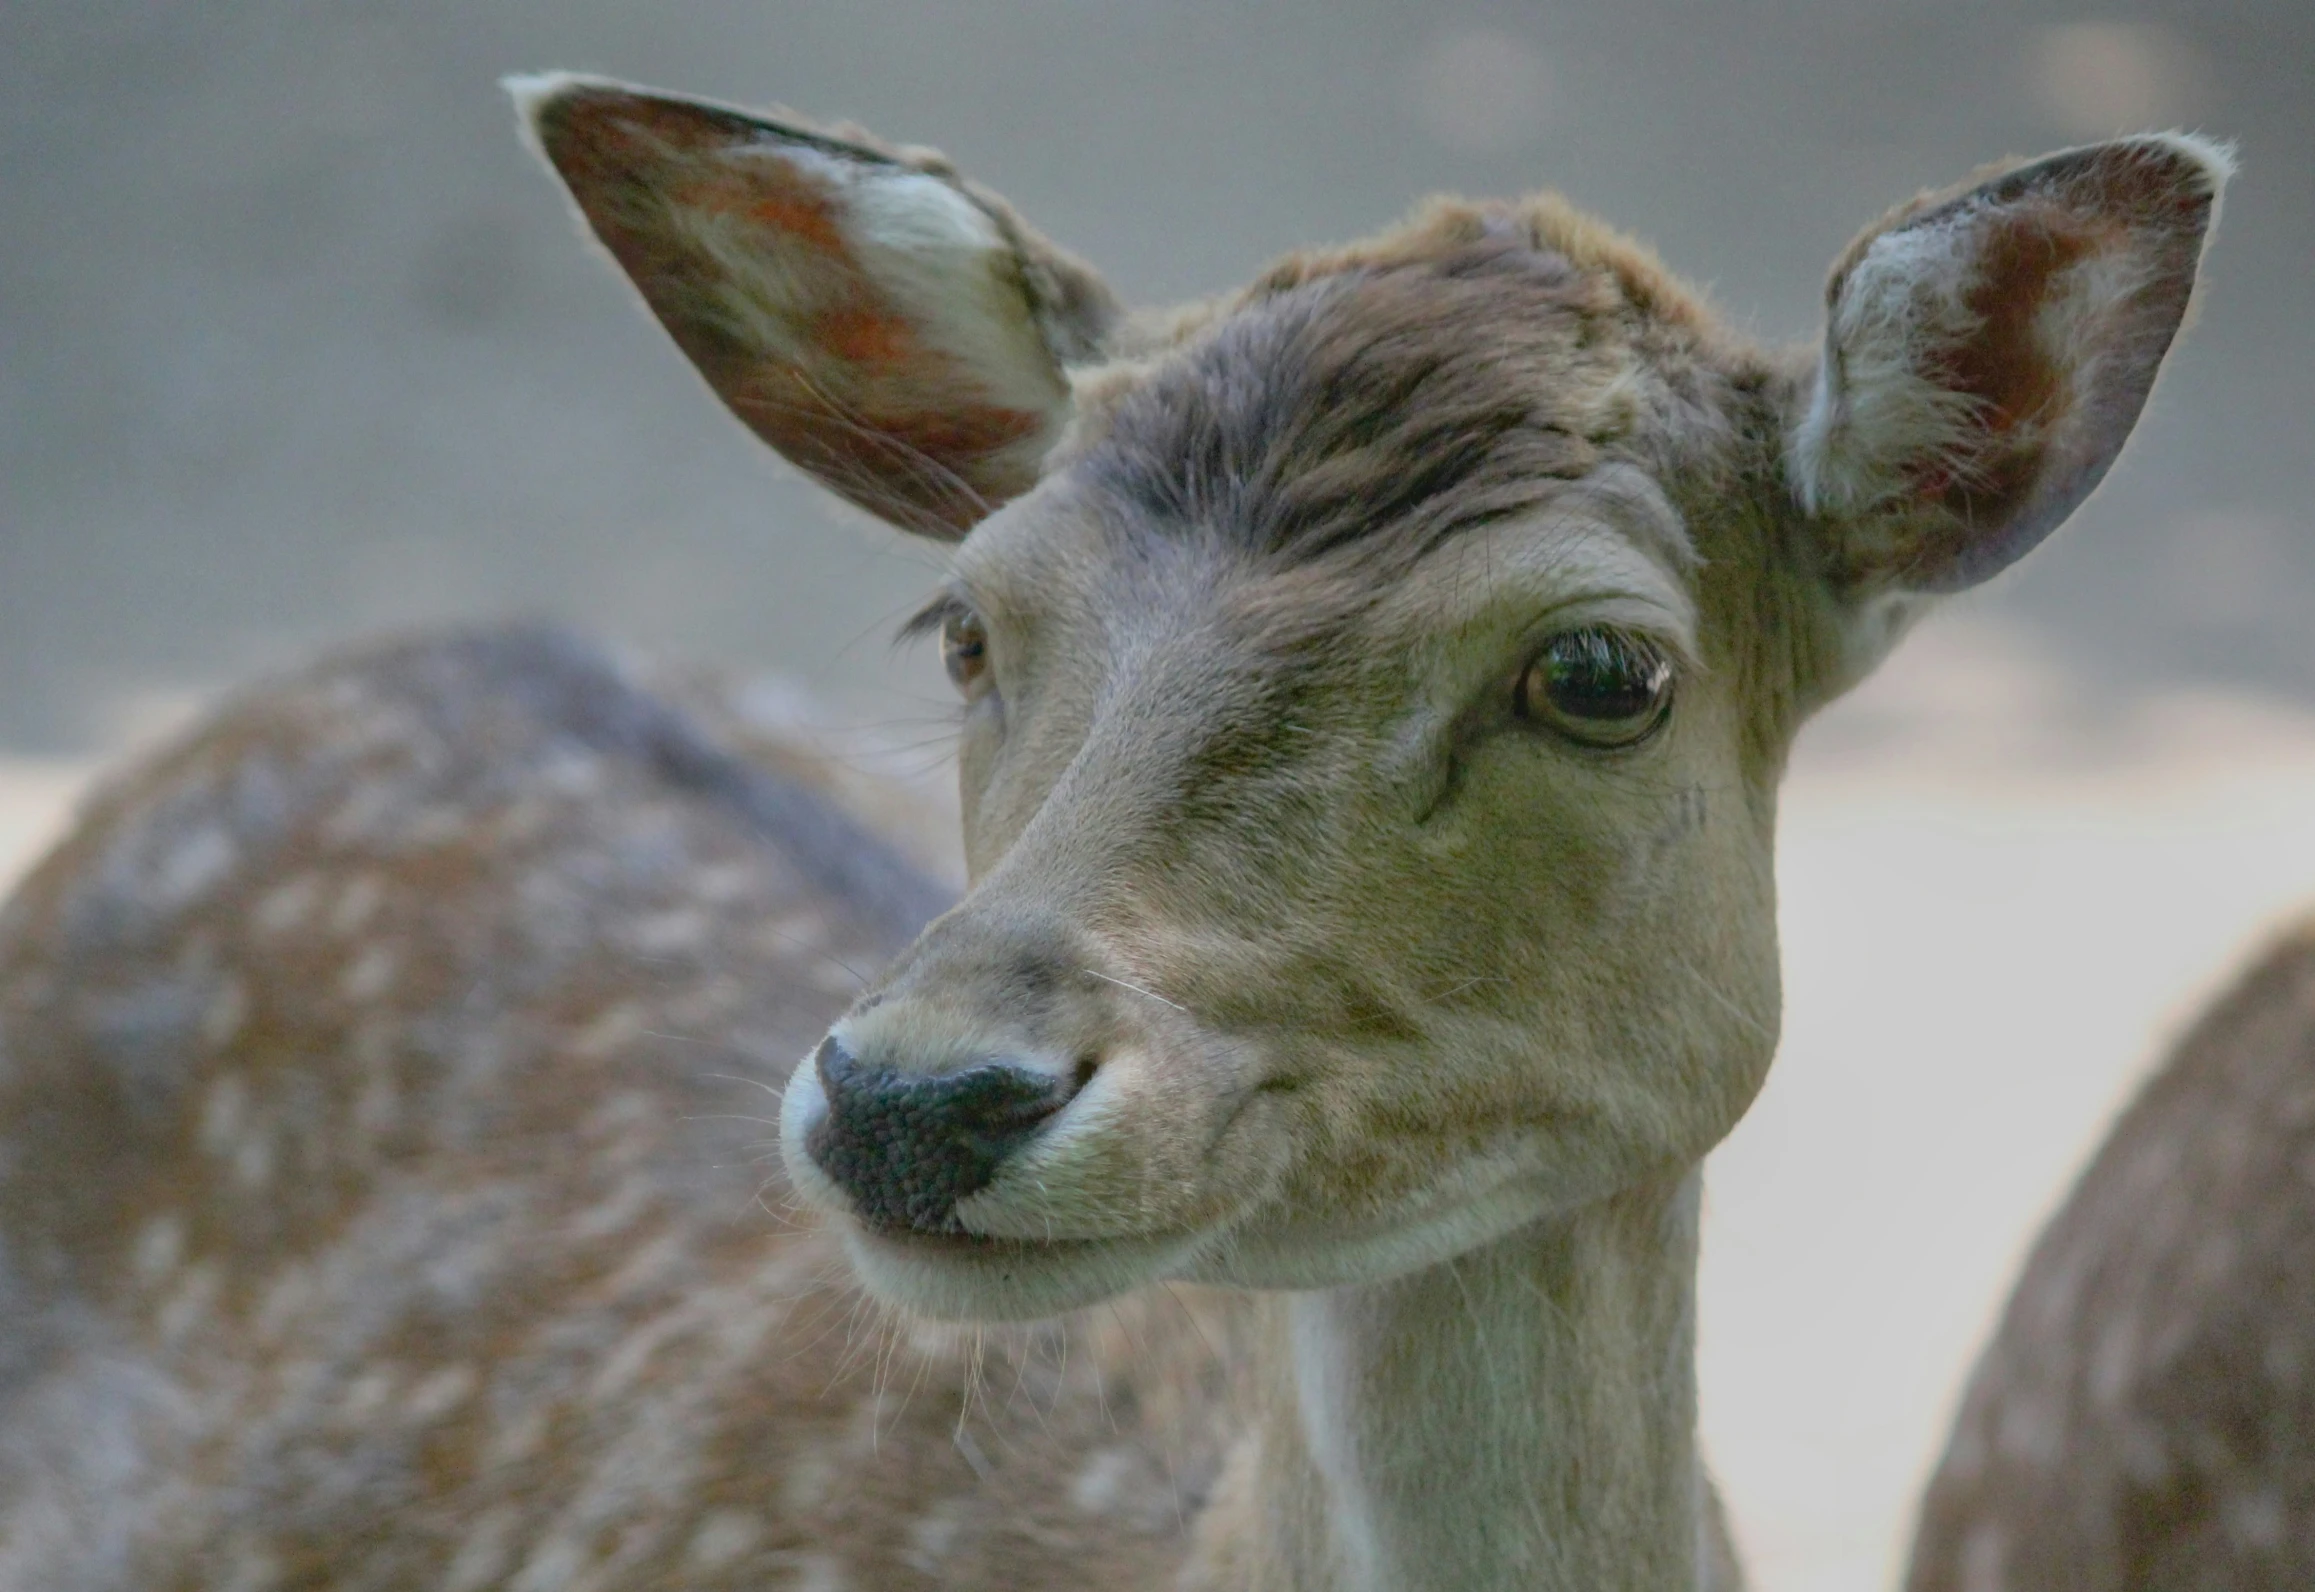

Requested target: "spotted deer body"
[
  {"left": 1908, "top": 915, "right": 2315, "bottom": 1592},
  {"left": 0, "top": 629, "right": 1244, "bottom": 1590},
  {"left": 0, "top": 73, "right": 2230, "bottom": 1591}
]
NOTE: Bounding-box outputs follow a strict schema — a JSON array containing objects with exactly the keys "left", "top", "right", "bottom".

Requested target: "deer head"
[{"left": 516, "top": 74, "right": 2226, "bottom": 1324}]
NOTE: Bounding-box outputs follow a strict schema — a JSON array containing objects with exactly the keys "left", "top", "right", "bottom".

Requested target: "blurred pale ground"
[{"left": 4, "top": 1, "right": 2313, "bottom": 1587}]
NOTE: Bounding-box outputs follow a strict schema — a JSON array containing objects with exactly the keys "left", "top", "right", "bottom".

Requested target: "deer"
[
  {"left": 1907, "top": 909, "right": 2315, "bottom": 1591},
  {"left": 0, "top": 70, "right": 2227, "bottom": 1591}
]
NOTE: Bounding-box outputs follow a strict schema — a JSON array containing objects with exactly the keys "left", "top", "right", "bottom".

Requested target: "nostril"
[
  {"left": 804, "top": 1035, "right": 1074, "bottom": 1233},
  {"left": 942, "top": 1066, "right": 1071, "bottom": 1161},
  {"left": 813, "top": 1033, "right": 858, "bottom": 1094}
]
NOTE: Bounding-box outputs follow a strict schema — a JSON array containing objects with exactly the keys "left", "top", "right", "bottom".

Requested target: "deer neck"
[{"left": 1224, "top": 1174, "right": 1707, "bottom": 1592}]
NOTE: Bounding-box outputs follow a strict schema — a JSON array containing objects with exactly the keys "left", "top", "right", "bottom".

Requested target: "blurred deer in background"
[
  {"left": 0, "top": 71, "right": 2228, "bottom": 1591},
  {"left": 1909, "top": 912, "right": 2315, "bottom": 1592}
]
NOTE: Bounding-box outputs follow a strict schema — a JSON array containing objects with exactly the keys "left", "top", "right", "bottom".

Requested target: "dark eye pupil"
[
  {"left": 1544, "top": 631, "right": 1664, "bottom": 720},
  {"left": 1518, "top": 628, "right": 1672, "bottom": 745}
]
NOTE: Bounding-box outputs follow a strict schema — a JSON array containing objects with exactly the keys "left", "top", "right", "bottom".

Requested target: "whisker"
[{"left": 1081, "top": 968, "right": 1189, "bottom": 1015}]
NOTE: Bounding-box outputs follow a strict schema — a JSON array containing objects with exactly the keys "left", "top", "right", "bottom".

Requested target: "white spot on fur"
[
  {"left": 686, "top": 1510, "right": 767, "bottom": 1569},
  {"left": 200, "top": 1073, "right": 249, "bottom": 1155},
  {"left": 509, "top": 1534, "right": 591, "bottom": 1592},
  {"left": 568, "top": 1176, "right": 655, "bottom": 1241},
  {"left": 252, "top": 873, "right": 324, "bottom": 936},
  {"left": 589, "top": 1310, "right": 691, "bottom": 1406},
  {"left": 690, "top": 862, "right": 755, "bottom": 903},
  {"left": 538, "top": 748, "right": 605, "bottom": 798},
  {"left": 232, "top": 1124, "right": 275, "bottom": 1191},
  {"left": 569, "top": 1002, "right": 647, "bottom": 1061},
  {"left": 254, "top": 1264, "right": 316, "bottom": 1341},
  {"left": 900, "top": 1497, "right": 971, "bottom": 1573},
  {"left": 488, "top": 1403, "right": 552, "bottom": 1468},
  {"left": 629, "top": 907, "right": 709, "bottom": 957},
  {"left": 338, "top": 1366, "right": 399, "bottom": 1425},
  {"left": 592, "top": 1230, "right": 687, "bottom": 1302},
  {"left": 1070, "top": 1445, "right": 1139, "bottom": 1515},
  {"left": 153, "top": 826, "right": 237, "bottom": 910},
  {"left": 581, "top": 1090, "right": 657, "bottom": 1150},
  {"left": 323, "top": 784, "right": 401, "bottom": 845},
  {"left": 406, "top": 1364, "right": 478, "bottom": 1423},
  {"left": 444, "top": 1506, "right": 523, "bottom": 1592},
  {"left": 132, "top": 1213, "right": 186, "bottom": 1286},
  {"left": 339, "top": 944, "right": 399, "bottom": 1003},
  {"left": 329, "top": 873, "right": 385, "bottom": 935},
  {"left": 1991, "top": 1389, "right": 2065, "bottom": 1469},
  {"left": 2223, "top": 1487, "right": 2286, "bottom": 1549}
]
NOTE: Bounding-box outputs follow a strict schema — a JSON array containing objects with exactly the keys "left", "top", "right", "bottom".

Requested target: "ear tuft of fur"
[{"left": 1791, "top": 133, "right": 2229, "bottom": 595}]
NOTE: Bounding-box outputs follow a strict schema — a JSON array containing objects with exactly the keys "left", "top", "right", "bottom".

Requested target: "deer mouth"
[{"left": 832, "top": 1218, "right": 1218, "bottom": 1322}]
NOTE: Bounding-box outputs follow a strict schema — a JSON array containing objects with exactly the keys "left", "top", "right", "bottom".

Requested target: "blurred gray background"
[{"left": 3, "top": 0, "right": 2308, "bottom": 751}]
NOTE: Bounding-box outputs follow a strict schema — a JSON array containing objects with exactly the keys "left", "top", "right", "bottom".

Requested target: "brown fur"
[
  {"left": 523, "top": 78, "right": 1115, "bottom": 538},
  {"left": 0, "top": 627, "right": 1246, "bottom": 1591},
  {"left": 0, "top": 80, "right": 2231, "bottom": 1591},
  {"left": 1908, "top": 915, "right": 2315, "bottom": 1592}
]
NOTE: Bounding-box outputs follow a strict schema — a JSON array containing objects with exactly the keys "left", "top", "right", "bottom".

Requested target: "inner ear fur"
[
  {"left": 510, "top": 73, "right": 1118, "bottom": 540},
  {"left": 1791, "top": 134, "right": 2231, "bottom": 596}
]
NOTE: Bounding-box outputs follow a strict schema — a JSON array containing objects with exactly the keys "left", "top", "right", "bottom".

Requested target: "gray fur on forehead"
[{"left": 1077, "top": 241, "right": 1661, "bottom": 568}]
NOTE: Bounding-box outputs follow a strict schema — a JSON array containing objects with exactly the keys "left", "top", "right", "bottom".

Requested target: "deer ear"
[
  {"left": 510, "top": 73, "right": 1117, "bottom": 540},
  {"left": 1790, "top": 134, "right": 2230, "bottom": 600}
]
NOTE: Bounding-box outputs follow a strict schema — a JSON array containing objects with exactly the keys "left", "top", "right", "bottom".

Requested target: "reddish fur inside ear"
[
  {"left": 524, "top": 80, "right": 1083, "bottom": 539},
  {"left": 1905, "top": 210, "right": 2105, "bottom": 552},
  {"left": 1943, "top": 215, "right": 2096, "bottom": 438},
  {"left": 1797, "top": 135, "right": 2227, "bottom": 594}
]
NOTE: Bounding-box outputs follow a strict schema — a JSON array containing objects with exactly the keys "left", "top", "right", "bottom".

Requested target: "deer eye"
[
  {"left": 941, "top": 610, "right": 992, "bottom": 698},
  {"left": 1513, "top": 627, "right": 1674, "bottom": 748}
]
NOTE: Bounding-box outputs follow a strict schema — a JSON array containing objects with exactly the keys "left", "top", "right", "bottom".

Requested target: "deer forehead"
[
  {"left": 959, "top": 467, "right": 1699, "bottom": 690},
  {"left": 954, "top": 236, "right": 1731, "bottom": 673},
  {"left": 1067, "top": 245, "right": 1696, "bottom": 543}
]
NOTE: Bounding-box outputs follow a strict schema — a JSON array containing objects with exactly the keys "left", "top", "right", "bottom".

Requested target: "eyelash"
[{"left": 898, "top": 593, "right": 975, "bottom": 647}]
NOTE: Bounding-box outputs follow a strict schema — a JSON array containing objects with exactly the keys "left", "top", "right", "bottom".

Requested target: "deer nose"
[{"left": 802, "top": 1034, "right": 1075, "bottom": 1233}]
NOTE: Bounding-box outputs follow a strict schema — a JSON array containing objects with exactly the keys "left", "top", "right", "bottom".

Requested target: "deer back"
[
  {"left": 1908, "top": 915, "right": 2315, "bottom": 1591},
  {"left": 0, "top": 625, "right": 1241, "bottom": 1592}
]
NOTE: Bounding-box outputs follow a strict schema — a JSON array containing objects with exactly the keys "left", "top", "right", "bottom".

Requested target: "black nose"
[{"left": 803, "top": 1035, "right": 1072, "bottom": 1233}]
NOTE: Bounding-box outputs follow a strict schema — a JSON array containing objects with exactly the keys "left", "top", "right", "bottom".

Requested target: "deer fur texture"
[
  {"left": 1908, "top": 914, "right": 2315, "bottom": 1592},
  {"left": 0, "top": 628, "right": 1250, "bottom": 1591},
  {"left": 0, "top": 71, "right": 2232, "bottom": 1592}
]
